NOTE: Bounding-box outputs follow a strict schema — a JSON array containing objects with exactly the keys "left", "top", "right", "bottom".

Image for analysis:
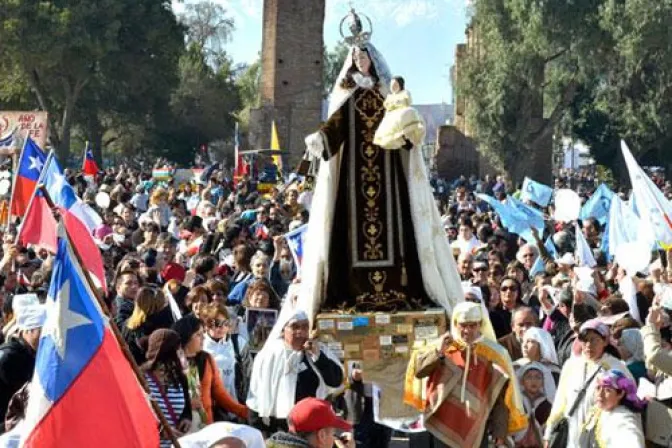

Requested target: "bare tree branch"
[{"left": 544, "top": 48, "right": 568, "bottom": 64}]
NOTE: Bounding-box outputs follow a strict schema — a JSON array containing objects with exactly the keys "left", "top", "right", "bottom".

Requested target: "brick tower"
[{"left": 249, "top": 0, "right": 326, "bottom": 168}]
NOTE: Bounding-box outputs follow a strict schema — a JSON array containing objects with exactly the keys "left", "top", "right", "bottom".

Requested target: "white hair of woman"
[
  {"left": 516, "top": 243, "right": 539, "bottom": 266},
  {"left": 250, "top": 251, "right": 270, "bottom": 268}
]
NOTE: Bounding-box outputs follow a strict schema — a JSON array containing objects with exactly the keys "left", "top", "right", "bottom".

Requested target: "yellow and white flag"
[{"left": 271, "top": 121, "right": 283, "bottom": 172}]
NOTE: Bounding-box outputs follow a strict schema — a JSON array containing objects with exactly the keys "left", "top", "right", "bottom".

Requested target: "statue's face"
[{"left": 354, "top": 48, "right": 371, "bottom": 75}]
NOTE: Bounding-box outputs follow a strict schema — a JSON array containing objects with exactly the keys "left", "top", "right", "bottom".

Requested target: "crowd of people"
[
  {"left": 0, "top": 161, "right": 671, "bottom": 448},
  {"left": 432, "top": 174, "right": 671, "bottom": 447}
]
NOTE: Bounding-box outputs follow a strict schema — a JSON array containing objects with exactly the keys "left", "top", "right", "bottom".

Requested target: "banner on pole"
[{"left": 0, "top": 111, "right": 49, "bottom": 150}]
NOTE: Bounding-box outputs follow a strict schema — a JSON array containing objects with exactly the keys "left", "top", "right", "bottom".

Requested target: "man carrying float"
[{"left": 407, "top": 302, "right": 527, "bottom": 447}]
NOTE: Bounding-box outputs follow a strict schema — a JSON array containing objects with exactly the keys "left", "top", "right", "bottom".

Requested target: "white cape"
[
  {"left": 246, "top": 338, "right": 343, "bottom": 419},
  {"left": 281, "top": 42, "right": 462, "bottom": 330},
  {"left": 297, "top": 127, "right": 464, "bottom": 322}
]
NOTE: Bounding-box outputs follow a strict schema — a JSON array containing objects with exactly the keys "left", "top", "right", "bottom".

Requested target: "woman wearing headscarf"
[
  {"left": 515, "top": 327, "right": 561, "bottom": 384},
  {"left": 544, "top": 319, "right": 632, "bottom": 447},
  {"left": 142, "top": 329, "right": 192, "bottom": 446},
  {"left": 578, "top": 369, "right": 646, "bottom": 447},
  {"left": 514, "top": 362, "right": 555, "bottom": 448},
  {"left": 246, "top": 310, "right": 344, "bottom": 436},
  {"left": 615, "top": 328, "right": 647, "bottom": 384}
]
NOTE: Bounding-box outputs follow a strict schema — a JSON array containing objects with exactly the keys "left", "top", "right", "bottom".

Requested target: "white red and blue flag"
[
  {"left": 10, "top": 137, "right": 46, "bottom": 218},
  {"left": 285, "top": 224, "right": 308, "bottom": 270},
  {"left": 41, "top": 152, "right": 102, "bottom": 231},
  {"left": 82, "top": 143, "right": 100, "bottom": 176},
  {"left": 17, "top": 151, "right": 106, "bottom": 291},
  {"left": 21, "top": 223, "right": 159, "bottom": 447}
]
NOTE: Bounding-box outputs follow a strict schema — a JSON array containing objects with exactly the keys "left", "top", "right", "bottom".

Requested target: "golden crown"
[{"left": 339, "top": 8, "right": 373, "bottom": 46}]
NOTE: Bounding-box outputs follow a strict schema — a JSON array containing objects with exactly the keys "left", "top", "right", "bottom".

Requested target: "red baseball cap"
[{"left": 288, "top": 398, "right": 352, "bottom": 433}]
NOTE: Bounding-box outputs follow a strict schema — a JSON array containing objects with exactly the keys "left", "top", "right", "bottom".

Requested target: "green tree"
[
  {"left": 459, "top": 0, "right": 672, "bottom": 182},
  {"left": 180, "top": 1, "right": 235, "bottom": 69},
  {"left": 234, "top": 60, "right": 262, "bottom": 130},
  {"left": 323, "top": 42, "right": 350, "bottom": 97},
  {"left": 154, "top": 43, "right": 240, "bottom": 165},
  {"left": 456, "top": 0, "right": 613, "bottom": 183},
  {"left": 574, "top": 0, "right": 672, "bottom": 172},
  {"left": 73, "top": 0, "right": 184, "bottom": 164},
  {"left": 0, "top": 0, "right": 184, "bottom": 163}
]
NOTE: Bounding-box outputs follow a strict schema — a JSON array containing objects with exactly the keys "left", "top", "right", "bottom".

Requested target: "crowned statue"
[{"left": 296, "top": 9, "right": 463, "bottom": 318}]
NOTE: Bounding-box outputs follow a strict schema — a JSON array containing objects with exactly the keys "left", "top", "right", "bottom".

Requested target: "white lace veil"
[{"left": 328, "top": 42, "right": 393, "bottom": 118}]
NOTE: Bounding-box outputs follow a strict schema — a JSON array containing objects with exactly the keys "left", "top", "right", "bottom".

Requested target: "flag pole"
[
  {"left": 38, "top": 186, "right": 182, "bottom": 448},
  {"left": 82, "top": 141, "right": 88, "bottom": 172}
]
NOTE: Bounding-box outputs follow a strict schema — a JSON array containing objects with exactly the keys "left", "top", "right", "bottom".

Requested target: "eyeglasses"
[
  {"left": 500, "top": 285, "right": 518, "bottom": 292},
  {"left": 211, "top": 319, "right": 228, "bottom": 328},
  {"left": 473, "top": 267, "right": 487, "bottom": 272}
]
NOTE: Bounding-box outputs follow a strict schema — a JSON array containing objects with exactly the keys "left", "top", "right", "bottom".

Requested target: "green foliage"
[
  {"left": 0, "top": 0, "right": 185, "bottom": 163},
  {"left": 460, "top": 0, "right": 672, "bottom": 180},
  {"left": 323, "top": 42, "right": 349, "bottom": 97},
  {"left": 154, "top": 43, "right": 240, "bottom": 165},
  {"left": 180, "top": 1, "right": 235, "bottom": 69},
  {"left": 74, "top": 0, "right": 184, "bottom": 163},
  {"left": 234, "top": 60, "right": 262, "bottom": 130},
  {"left": 457, "top": 0, "right": 605, "bottom": 183},
  {"left": 595, "top": 164, "right": 616, "bottom": 187}
]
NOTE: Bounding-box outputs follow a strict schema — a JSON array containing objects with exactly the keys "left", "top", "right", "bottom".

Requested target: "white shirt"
[
  {"left": 453, "top": 235, "right": 480, "bottom": 255},
  {"left": 202, "top": 333, "right": 248, "bottom": 400}
]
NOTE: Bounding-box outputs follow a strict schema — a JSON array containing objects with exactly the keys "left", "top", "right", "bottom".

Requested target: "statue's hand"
[{"left": 305, "top": 132, "right": 324, "bottom": 160}]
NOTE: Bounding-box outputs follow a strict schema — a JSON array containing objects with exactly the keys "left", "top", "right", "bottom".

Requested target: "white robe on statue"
[{"left": 294, "top": 43, "right": 463, "bottom": 326}]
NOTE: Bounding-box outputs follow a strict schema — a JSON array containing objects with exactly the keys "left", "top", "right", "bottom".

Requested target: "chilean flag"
[
  {"left": 17, "top": 152, "right": 106, "bottom": 291},
  {"left": 10, "top": 137, "right": 46, "bottom": 218},
  {"left": 17, "top": 187, "right": 58, "bottom": 253},
  {"left": 20, "top": 224, "right": 159, "bottom": 448},
  {"left": 285, "top": 224, "right": 307, "bottom": 272},
  {"left": 82, "top": 143, "right": 100, "bottom": 176}
]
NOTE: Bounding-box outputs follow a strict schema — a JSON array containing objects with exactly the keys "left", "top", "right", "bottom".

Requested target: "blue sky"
[{"left": 172, "top": 0, "right": 469, "bottom": 105}]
